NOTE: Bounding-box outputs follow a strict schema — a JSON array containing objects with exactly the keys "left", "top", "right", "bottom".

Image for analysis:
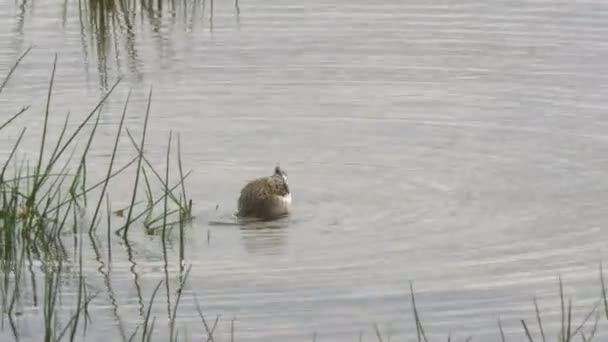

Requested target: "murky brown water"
[{"left": 1, "top": 0, "right": 608, "bottom": 341}]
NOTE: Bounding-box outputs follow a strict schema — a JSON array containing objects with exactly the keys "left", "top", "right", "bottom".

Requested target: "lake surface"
[{"left": 1, "top": 0, "right": 608, "bottom": 341}]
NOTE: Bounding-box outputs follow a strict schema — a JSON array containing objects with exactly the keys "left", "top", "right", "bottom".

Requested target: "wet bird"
[{"left": 236, "top": 166, "right": 291, "bottom": 220}]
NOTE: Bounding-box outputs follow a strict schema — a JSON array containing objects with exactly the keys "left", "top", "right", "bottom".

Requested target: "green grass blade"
[
  {"left": 0, "top": 46, "right": 32, "bottom": 95},
  {"left": 169, "top": 265, "right": 192, "bottom": 342},
  {"left": 43, "top": 78, "right": 120, "bottom": 177},
  {"left": 48, "top": 156, "right": 138, "bottom": 213},
  {"left": 373, "top": 323, "right": 384, "bottom": 342},
  {"left": 88, "top": 90, "right": 131, "bottom": 233},
  {"left": 162, "top": 131, "right": 173, "bottom": 321},
  {"left": 498, "top": 318, "right": 506, "bottom": 342},
  {"left": 67, "top": 108, "right": 103, "bottom": 209},
  {"left": 570, "top": 300, "right": 598, "bottom": 338},
  {"left": 106, "top": 193, "right": 112, "bottom": 264},
  {"left": 409, "top": 281, "right": 428, "bottom": 342},
  {"left": 47, "top": 111, "right": 71, "bottom": 167},
  {"left": 560, "top": 277, "right": 565, "bottom": 342},
  {"left": 116, "top": 170, "right": 192, "bottom": 235},
  {"left": 565, "top": 298, "right": 572, "bottom": 342},
  {"left": 34, "top": 54, "right": 58, "bottom": 188},
  {"left": 0, "top": 127, "right": 26, "bottom": 181},
  {"left": 601, "top": 262, "right": 607, "bottom": 321},
  {"left": 533, "top": 297, "right": 546, "bottom": 342},
  {"left": 141, "top": 280, "right": 163, "bottom": 342},
  {"left": 128, "top": 326, "right": 140, "bottom": 342},
  {"left": 193, "top": 293, "right": 218, "bottom": 342},
  {"left": 0, "top": 106, "right": 30, "bottom": 132},
  {"left": 521, "top": 320, "right": 534, "bottom": 342},
  {"left": 125, "top": 129, "right": 187, "bottom": 213},
  {"left": 176, "top": 133, "right": 189, "bottom": 215},
  {"left": 123, "top": 86, "right": 152, "bottom": 239}
]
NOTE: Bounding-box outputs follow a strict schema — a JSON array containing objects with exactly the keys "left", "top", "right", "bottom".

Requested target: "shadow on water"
[
  {"left": 121, "top": 236, "right": 145, "bottom": 316},
  {"left": 88, "top": 232, "right": 129, "bottom": 341},
  {"left": 207, "top": 207, "right": 290, "bottom": 254},
  {"left": 239, "top": 220, "right": 289, "bottom": 255}
]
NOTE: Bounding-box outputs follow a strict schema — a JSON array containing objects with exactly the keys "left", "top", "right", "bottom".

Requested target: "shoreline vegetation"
[{"left": 1, "top": 50, "right": 607, "bottom": 341}]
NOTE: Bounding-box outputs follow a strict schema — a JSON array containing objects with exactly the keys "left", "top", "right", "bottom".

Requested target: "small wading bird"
[{"left": 236, "top": 166, "right": 291, "bottom": 221}]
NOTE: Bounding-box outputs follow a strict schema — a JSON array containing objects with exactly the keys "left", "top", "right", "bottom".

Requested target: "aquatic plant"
[{"left": 1, "top": 48, "right": 194, "bottom": 340}]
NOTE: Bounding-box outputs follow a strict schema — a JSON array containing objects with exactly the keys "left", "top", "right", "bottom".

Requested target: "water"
[{"left": 1, "top": 0, "right": 608, "bottom": 341}]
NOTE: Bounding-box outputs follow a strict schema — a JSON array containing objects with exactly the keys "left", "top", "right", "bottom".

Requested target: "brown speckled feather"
[{"left": 237, "top": 167, "right": 291, "bottom": 220}]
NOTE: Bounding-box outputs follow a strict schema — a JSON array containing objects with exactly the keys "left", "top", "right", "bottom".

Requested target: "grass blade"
[
  {"left": 123, "top": 86, "right": 152, "bottom": 239},
  {"left": 0, "top": 106, "right": 30, "bottom": 132},
  {"left": 49, "top": 156, "right": 138, "bottom": 214},
  {"left": 193, "top": 293, "right": 218, "bottom": 342},
  {"left": 176, "top": 133, "right": 190, "bottom": 216},
  {"left": 47, "top": 111, "right": 71, "bottom": 170},
  {"left": 601, "top": 262, "right": 607, "bottom": 321},
  {"left": 533, "top": 297, "right": 546, "bottom": 342},
  {"left": 0, "top": 127, "right": 26, "bottom": 181},
  {"left": 116, "top": 170, "right": 192, "bottom": 234},
  {"left": 34, "top": 54, "right": 58, "bottom": 187},
  {"left": 409, "top": 281, "right": 428, "bottom": 342},
  {"left": 169, "top": 265, "right": 192, "bottom": 342},
  {"left": 560, "top": 277, "right": 565, "bottom": 342},
  {"left": 521, "top": 320, "right": 534, "bottom": 342},
  {"left": 498, "top": 318, "right": 506, "bottom": 342},
  {"left": 88, "top": 90, "right": 131, "bottom": 233},
  {"left": 0, "top": 46, "right": 32, "bottom": 95},
  {"left": 125, "top": 129, "right": 189, "bottom": 214},
  {"left": 141, "top": 280, "right": 163, "bottom": 342},
  {"left": 373, "top": 323, "right": 384, "bottom": 342},
  {"left": 43, "top": 78, "right": 120, "bottom": 178},
  {"left": 162, "top": 131, "right": 173, "bottom": 321},
  {"left": 571, "top": 301, "right": 598, "bottom": 338},
  {"left": 565, "top": 298, "right": 572, "bottom": 342}
]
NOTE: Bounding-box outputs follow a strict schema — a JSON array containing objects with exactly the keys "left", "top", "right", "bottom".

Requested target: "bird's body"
[{"left": 236, "top": 166, "right": 291, "bottom": 220}]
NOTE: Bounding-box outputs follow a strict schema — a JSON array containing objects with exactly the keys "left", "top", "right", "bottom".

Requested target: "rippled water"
[{"left": 1, "top": 0, "right": 608, "bottom": 341}]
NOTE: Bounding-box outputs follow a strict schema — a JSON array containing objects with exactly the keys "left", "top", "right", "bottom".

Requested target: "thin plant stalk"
[
  {"left": 373, "top": 323, "right": 384, "bottom": 342},
  {"left": 116, "top": 171, "right": 192, "bottom": 234},
  {"left": 88, "top": 89, "right": 131, "bottom": 233},
  {"left": 409, "top": 281, "right": 428, "bottom": 342},
  {"left": 498, "top": 318, "right": 506, "bottom": 342},
  {"left": 566, "top": 298, "right": 572, "bottom": 342},
  {"left": 47, "top": 109, "right": 71, "bottom": 168},
  {"left": 601, "top": 262, "right": 607, "bottom": 321},
  {"left": 169, "top": 265, "right": 192, "bottom": 342},
  {"left": 0, "top": 127, "right": 26, "bottom": 181},
  {"left": 176, "top": 133, "right": 191, "bottom": 217},
  {"left": 106, "top": 193, "right": 112, "bottom": 265},
  {"left": 141, "top": 280, "right": 163, "bottom": 342},
  {"left": 42, "top": 78, "right": 121, "bottom": 189},
  {"left": 34, "top": 54, "right": 58, "bottom": 188},
  {"left": 0, "top": 106, "right": 30, "bottom": 133},
  {"left": 571, "top": 300, "right": 599, "bottom": 338},
  {"left": 533, "top": 297, "right": 546, "bottom": 342},
  {"left": 193, "top": 293, "right": 218, "bottom": 342},
  {"left": 521, "top": 320, "right": 534, "bottom": 342},
  {"left": 162, "top": 131, "right": 173, "bottom": 320},
  {"left": 50, "top": 156, "right": 138, "bottom": 214},
  {"left": 125, "top": 129, "right": 190, "bottom": 215},
  {"left": 0, "top": 46, "right": 32, "bottom": 95},
  {"left": 560, "top": 277, "right": 565, "bottom": 342},
  {"left": 123, "top": 86, "right": 152, "bottom": 239}
]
